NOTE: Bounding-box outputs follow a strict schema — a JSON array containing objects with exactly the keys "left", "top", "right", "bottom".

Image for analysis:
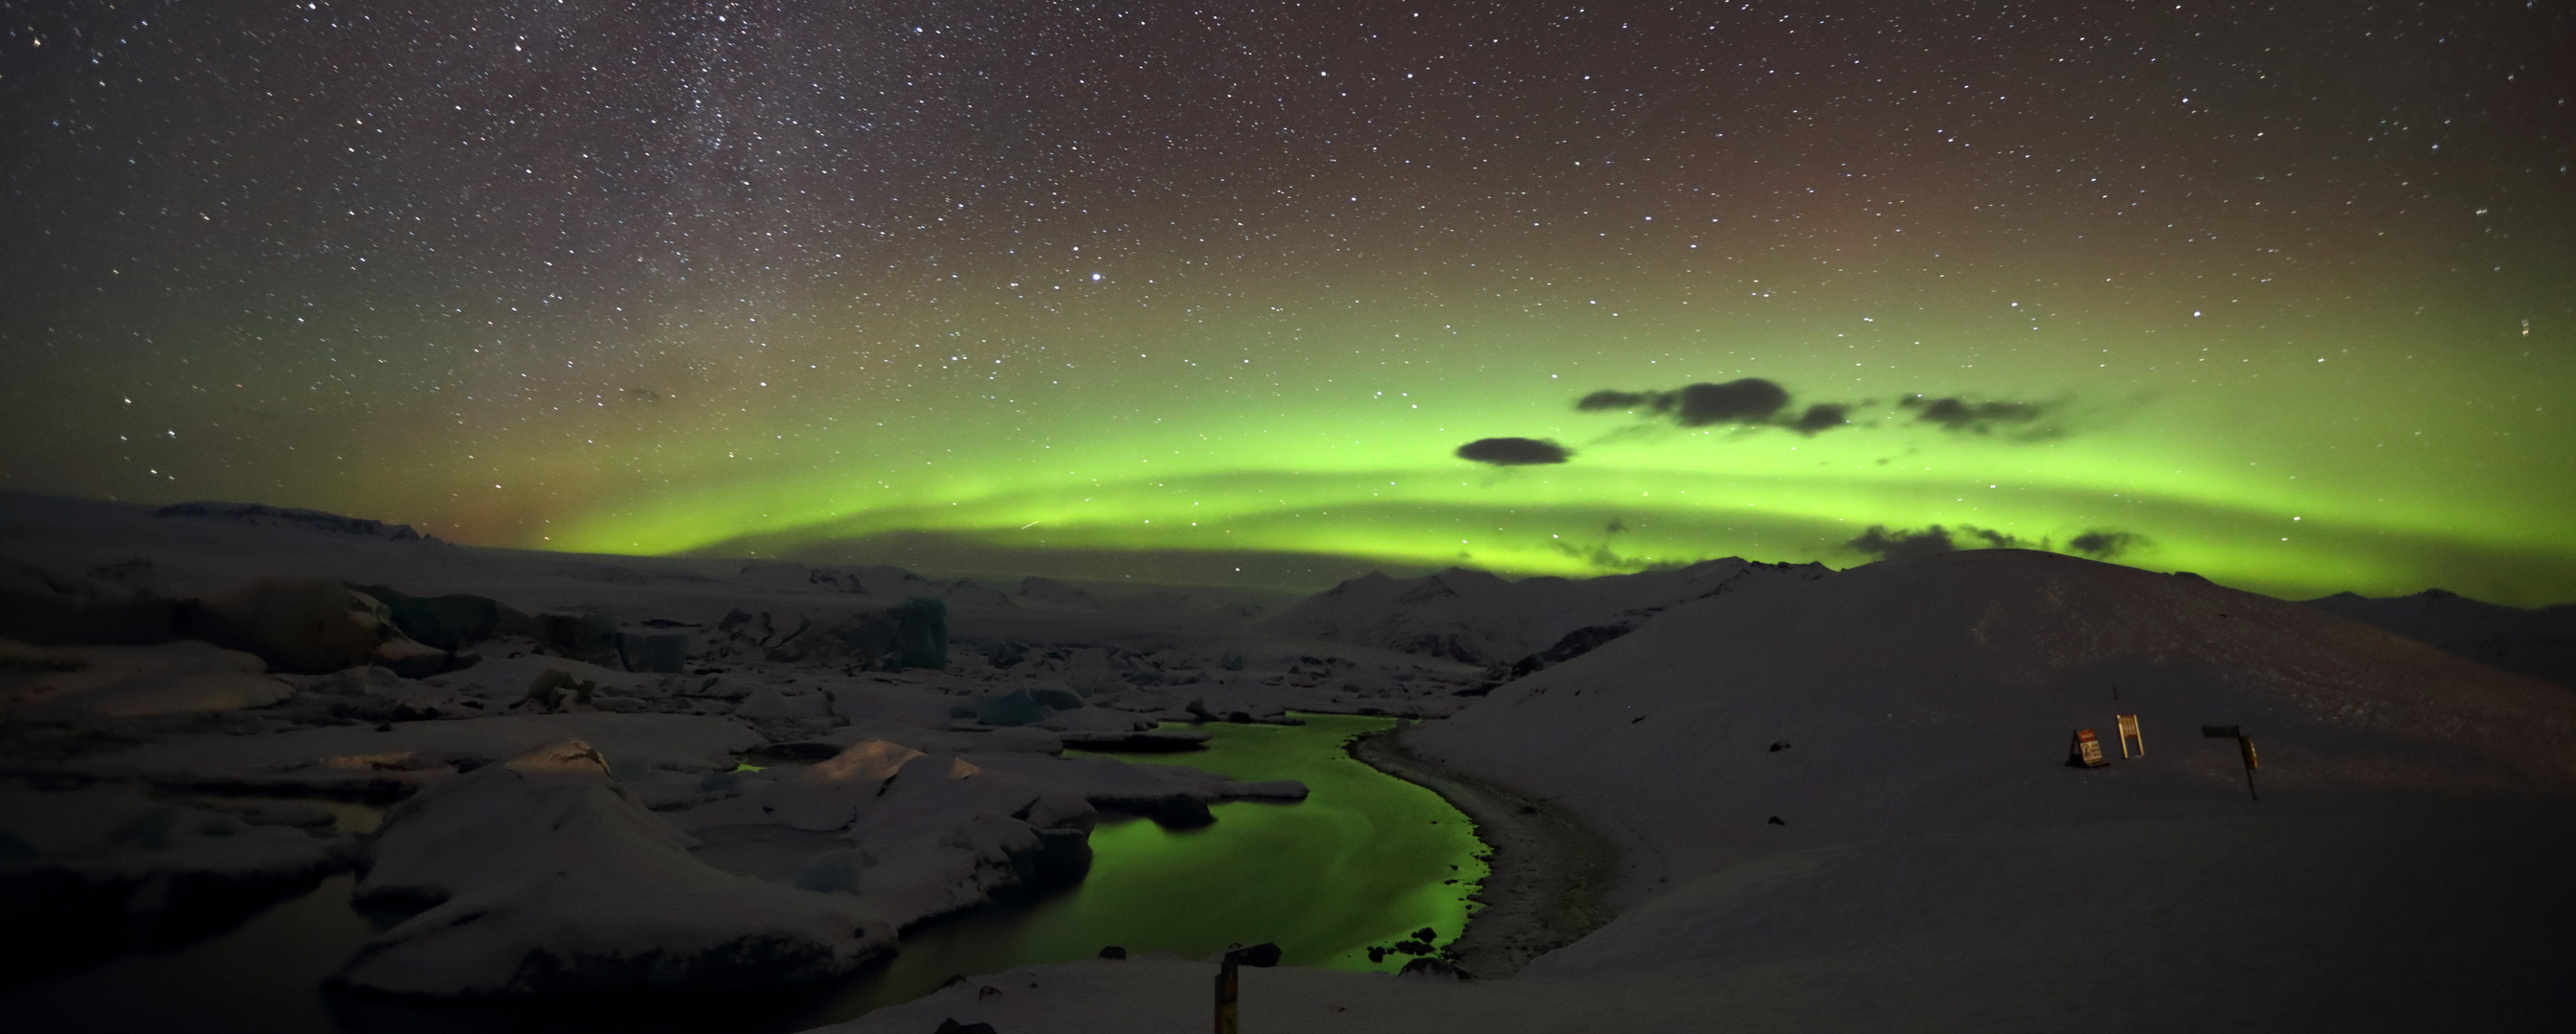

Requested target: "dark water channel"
[{"left": 0, "top": 715, "right": 1487, "bottom": 1033}]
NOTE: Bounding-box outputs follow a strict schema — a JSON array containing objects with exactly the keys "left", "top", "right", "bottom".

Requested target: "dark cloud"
[
  {"left": 1576, "top": 381, "right": 2065, "bottom": 440},
  {"left": 1455, "top": 437, "right": 1572, "bottom": 466},
  {"left": 1847, "top": 524, "right": 2028, "bottom": 560},
  {"left": 1674, "top": 379, "right": 1791, "bottom": 426},
  {"left": 2067, "top": 528, "right": 2147, "bottom": 559},
  {"left": 1901, "top": 394, "right": 2049, "bottom": 433},
  {"left": 1789, "top": 403, "right": 1848, "bottom": 435},
  {"left": 1551, "top": 539, "right": 1683, "bottom": 573},
  {"left": 1576, "top": 378, "right": 1825, "bottom": 430},
  {"left": 1848, "top": 525, "right": 1956, "bottom": 560},
  {"left": 1576, "top": 390, "right": 1656, "bottom": 412},
  {"left": 1962, "top": 526, "right": 2022, "bottom": 549}
]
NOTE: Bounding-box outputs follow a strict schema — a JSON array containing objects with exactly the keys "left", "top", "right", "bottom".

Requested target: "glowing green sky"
[{"left": 5, "top": 2, "right": 2570, "bottom": 602}]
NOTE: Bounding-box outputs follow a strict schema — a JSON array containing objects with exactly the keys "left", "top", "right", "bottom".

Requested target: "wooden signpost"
[
  {"left": 2115, "top": 714, "right": 2144, "bottom": 757},
  {"left": 2066, "top": 728, "right": 2110, "bottom": 768}
]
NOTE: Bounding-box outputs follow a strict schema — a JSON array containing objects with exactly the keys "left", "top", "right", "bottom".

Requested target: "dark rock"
[
  {"left": 1767, "top": 816, "right": 1786, "bottom": 825},
  {"left": 935, "top": 1021, "right": 997, "bottom": 1034},
  {"left": 1397, "top": 956, "right": 1471, "bottom": 981},
  {"left": 1097, "top": 945, "right": 1127, "bottom": 959}
]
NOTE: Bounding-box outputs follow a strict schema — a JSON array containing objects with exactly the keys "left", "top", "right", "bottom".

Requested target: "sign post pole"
[
  {"left": 2237, "top": 733, "right": 2259, "bottom": 801},
  {"left": 1214, "top": 943, "right": 1281, "bottom": 1034},
  {"left": 2202, "top": 726, "right": 2258, "bottom": 802}
]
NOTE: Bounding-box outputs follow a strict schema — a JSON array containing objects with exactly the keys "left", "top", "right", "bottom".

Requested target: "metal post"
[
  {"left": 1214, "top": 943, "right": 1280, "bottom": 1034},
  {"left": 2238, "top": 734, "right": 2259, "bottom": 802},
  {"left": 1214, "top": 959, "right": 1239, "bottom": 1034},
  {"left": 2202, "top": 726, "right": 2259, "bottom": 802}
]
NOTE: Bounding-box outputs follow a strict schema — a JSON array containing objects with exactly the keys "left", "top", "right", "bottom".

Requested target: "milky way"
[{"left": 5, "top": 1, "right": 2570, "bottom": 601}]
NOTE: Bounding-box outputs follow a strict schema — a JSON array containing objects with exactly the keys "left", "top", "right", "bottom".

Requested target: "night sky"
[{"left": 5, "top": 1, "right": 2570, "bottom": 603}]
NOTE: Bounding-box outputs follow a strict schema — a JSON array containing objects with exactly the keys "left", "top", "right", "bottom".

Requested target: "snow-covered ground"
[
  {"left": 829, "top": 551, "right": 2576, "bottom": 1032},
  {"left": 6, "top": 492, "right": 2570, "bottom": 1029}
]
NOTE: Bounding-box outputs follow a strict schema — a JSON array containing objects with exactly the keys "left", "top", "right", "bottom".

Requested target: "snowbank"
[{"left": 338, "top": 739, "right": 893, "bottom": 995}]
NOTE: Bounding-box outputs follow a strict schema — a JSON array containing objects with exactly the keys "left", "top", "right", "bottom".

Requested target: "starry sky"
[{"left": 4, "top": 1, "right": 2571, "bottom": 603}]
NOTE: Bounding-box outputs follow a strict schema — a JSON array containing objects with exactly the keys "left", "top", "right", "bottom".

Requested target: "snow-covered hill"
[
  {"left": 1414, "top": 549, "right": 2576, "bottom": 892},
  {"left": 1256, "top": 558, "right": 1830, "bottom": 666},
  {"left": 2305, "top": 588, "right": 2576, "bottom": 687},
  {"left": 832, "top": 550, "right": 2576, "bottom": 1033}
]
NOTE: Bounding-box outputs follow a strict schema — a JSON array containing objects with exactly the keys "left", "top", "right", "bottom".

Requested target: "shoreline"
[{"left": 1346, "top": 719, "right": 1620, "bottom": 978}]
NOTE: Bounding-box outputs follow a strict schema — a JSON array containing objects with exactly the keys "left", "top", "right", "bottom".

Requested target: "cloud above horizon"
[
  {"left": 1901, "top": 394, "right": 2056, "bottom": 436},
  {"left": 2067, "top": 528, "right": 2149, "bottom": 560},
  {"left": 1456, "top": 437, "right": 1572, "bottom": 466},
  {"left": 1847, "top": 523, "right": 2151, "bottom": 563},
  {"left": 1577, "top": 378, "right": 1795, "bottom": 427},
  {"left": 1847, "top": 523, "right": 2025, "bottom": 560},
  {"left": 1577, "top": 381, "right": 2055, "bottom": 441}
]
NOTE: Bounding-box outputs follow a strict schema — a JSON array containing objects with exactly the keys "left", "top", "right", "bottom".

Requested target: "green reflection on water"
[{"left": 819, "top": 713, "right": 1487, "bottom": 1016}]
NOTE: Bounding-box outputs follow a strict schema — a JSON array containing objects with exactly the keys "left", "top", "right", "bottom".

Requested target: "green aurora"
[
  {"left": 543, "top": 273, "right": 2575, "bottom": 603},
  {"left": 4, "top": 3, "right": 2569, "bottom": 603}
]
